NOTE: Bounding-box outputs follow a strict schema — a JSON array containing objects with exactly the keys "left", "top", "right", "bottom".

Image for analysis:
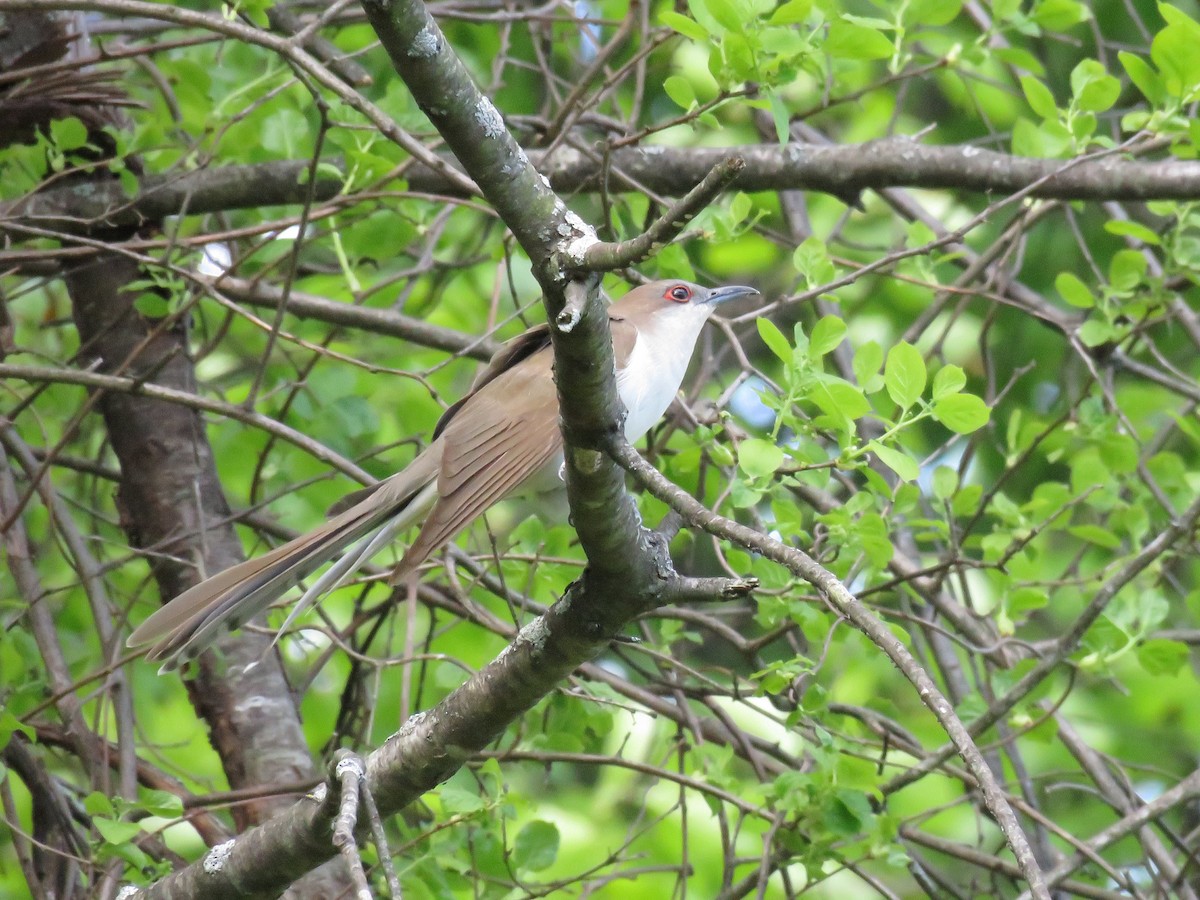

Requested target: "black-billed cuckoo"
[{"left": 128, "top": 280, "right": 757, "bottom": 667}]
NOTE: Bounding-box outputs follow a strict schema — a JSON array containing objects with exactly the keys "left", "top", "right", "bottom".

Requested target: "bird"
[{"left": 127, "top": 279, "right": 758, "bottom": 668}]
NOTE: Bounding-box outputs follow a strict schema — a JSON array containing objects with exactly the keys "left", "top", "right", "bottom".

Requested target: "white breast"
[{"left": 616, "top": 304, "right": 713, "bottom": 441}]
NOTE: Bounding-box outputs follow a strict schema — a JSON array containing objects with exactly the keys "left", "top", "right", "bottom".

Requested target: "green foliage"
[
  {"left": 3, "top": 0, "right": 1199, "bottom": 896},
  {"left": 748, "top": 318, "right": 989, "bottom": 490},
  {"left": 511, "top": 819, "right": 560, "bottom": 872}
]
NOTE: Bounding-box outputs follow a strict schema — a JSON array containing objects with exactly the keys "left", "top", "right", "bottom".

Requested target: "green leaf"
[
  {"left": 1011, "top": 116, "right": 1045, "bottom": 157},
  {"left": 0, "top": 709, "right": 33, "bottom": 747},
  {"left": 696, "top": 0, "right": 743, "bottom": 32},
  {"left": 856, "top": 512, "right": 895, "bottom": 566},
  {"left": 139, "top": 790, "right": 185, "bottom": 818},
  {"left": 134, "top": 292, "right": 171, "bottom": 318},
  {"left": 235, "top": 0, "right": 271, "bottom": 25},
  {"left": 1104, "top": 219, "right": 1160, "bottom": 245},
  {"left": 1159, "top": 3, "right": 1200, "bottom": 34},
  {"left": 1055, "top": 271, "right": 1096, "bottom": 308},
  {"left": 738, "top": 438, "right": 784, "bottom": 479},
  {"left": 512, "top": 820, "right": 560, "bottom": 872},
  {"left": 49, "top": 116, "right": 88, "bottom": 151},
  {"left": 904, "top": 0, "right": 962, "bottom": 26},
  {"left": 933, "top": 394, "right": 990, "bottom": 433},
  {"left": 868, "top": 441, "right": 920, "bottom": 482},
  {"left": 931, "top": 364, "right": 966, "bottom": 400},
  {"left": 1067, "top": 109, "right": 1097, "bottom": 142},
  {"left": 905, "top": 219, "right": 936, "bottom": 255},
  {"left": 1008, "top": 587, "right": 1049, "bottom": 615},
  {"left": 439, "top": 784, "right": 484, "bottom": 814},
  {"left": 660, "top": 10, "right": 709, "bottom": 41},
  {"left": 728, "top": 191, "right": 752, "bottom": 225},
  {"left": 767, "top": 89, "right": 790, "bottom": 145},
  {"left": 760, "top": 24, "right": 810, "bottom": 57},
  {"left": 730, "top": 479, "right": 766, "bottom": 509},
  {"left": 1068, "top": 524, "right": 1121, "bottom": 548},
  {"left": 757, "top": 317, "right": 792, "bottom": 363},
  {"left": 1119, "top": 50, "right": 1165, "bottom": 105},
  {"left": 663, "top": 75, "right": 696, "bottom": 110},
  {"left": 992, "top": 0, "right": 1021, "bottom": 21},
  {"left": 1109, "top": 249, "right": 1147, "bottom": 291},
  {"left": 722, "top": 31, "right": 756, "bottom": 80},
  {"left": 1020, "top": 75, "right": 1058, "bottom": 119},
  {"left": 810, "top": 377, "right": 872, "bottom": 421},
  {"left": 1031, "top": 0, "right": 1090, "bottom": 31},
  {"left": 931, "top": 465, "right": 958, "bottom": 500},
  {"left": 708, "top": 440, "right": 735, "bottom": 468},
  {"left": 84, "top": 792, "right": 115, "bottom": 817},
  {"left": 789, "top": 321, "right": 810, "bottom": 357},
  {"left": 1099, "top": 432, "right": 1139, "bottom": 473},
  {"left": 1078, "top": 318, "right": 1116, "bottom": 347},
  {"left": 808, "top": 315, "right": 847, "bottom": 358},
  {"left": 94, "top": 817, "right": 143, "bottom": 845},
  {"left": 734, "top": 436, "right": 782, "bottom": 480},
  {"left": 826, "top": 21, "right": 894, "bottom": 61},
  {"left": 1071, "top": 60, "right": 1121, "bottom": 112},
  {"left": 769, "top": 0, "right": 812, "bottom": 24},
  {"left": 1070, "top": 447, "right": 1113, "bottom": 498},
  {"left": 952, "top": 483, "right": 983, "bottom": 516},
  {"left": 822, "top": 789, "right": 874, "bottom": 836},
  {"left": 995, "top": 47, "right": 1045, "bottom": 76},
  {"left": 1152, "top": 11, "right": 1200, "bottom": 98},
  {"left": 884, "top": 342, "right": 926, "bottom": 411},
  {"left": 853, "top": 341, "right": 884, "bottom": 391},
  {"left": 793, "top": 236, "right": 835, "bottom": 287},
  {"left": 261, "top": 108, "right": 307, "bottom": 156},
  {"left": 1137, "top": 639, "right": 1189, "bottom": 676},
  {"left": 330, "top": 395, "right": 379, "bottom": 439},
  {"left": 341, "top": 210, "right": 415, "bottom": 261}
]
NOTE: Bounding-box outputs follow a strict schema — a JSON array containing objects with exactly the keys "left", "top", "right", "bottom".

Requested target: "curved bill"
[{"left": 704, "top": 284, "right": 759, "bottom": 305}]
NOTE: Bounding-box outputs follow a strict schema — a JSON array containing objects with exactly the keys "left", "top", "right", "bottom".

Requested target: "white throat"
[{"left": 616, "top": 303, "right": 714, "bottom": 442}]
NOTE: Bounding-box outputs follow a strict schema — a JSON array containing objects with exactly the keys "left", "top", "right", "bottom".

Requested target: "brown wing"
[
  {"left": 394, "top": 309, "right": 635, "bottom": 578},
  {"left": 609, "top": 315, "right": 637, "bottom": 370},
  {"left": 395, "top": 346, "right": 562, "bottom": 576},
  {"left": 432, "top": 322, "right": 553, "bottom": 440},
  {"left": 328, "top": 323, "right": 554, "bottom": 516},
  {"left": 433, "top": 311, "right": 636, "bottom": 440}
]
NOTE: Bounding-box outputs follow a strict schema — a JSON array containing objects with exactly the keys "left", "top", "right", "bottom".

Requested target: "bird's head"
[{"left": 614, "top": 279, "right": 759, "bottom": 325}]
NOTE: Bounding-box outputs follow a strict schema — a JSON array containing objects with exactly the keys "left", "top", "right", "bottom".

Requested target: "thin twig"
[
  {"left": 577, "top": 157, "right": 746, "bottom": 271},
  {"left": 607, "top": 436, "right": 1052, "bottom": 900},
  {"left": 0, "top": 363, "right": 374, "bottom": 483}
]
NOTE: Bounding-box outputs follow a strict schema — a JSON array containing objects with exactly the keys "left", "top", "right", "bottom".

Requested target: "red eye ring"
[{"left": 666, "top": 284, "right": 692, "bottom": 303}]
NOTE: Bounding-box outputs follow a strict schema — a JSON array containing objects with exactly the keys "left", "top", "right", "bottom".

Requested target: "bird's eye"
[{"left": 667, "top": 285, "right": 692, "bottom": 302}]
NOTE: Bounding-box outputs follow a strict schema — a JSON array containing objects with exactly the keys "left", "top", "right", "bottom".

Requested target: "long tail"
[{"left": 128, "top": 453, "right": 439, "bottom": 669}]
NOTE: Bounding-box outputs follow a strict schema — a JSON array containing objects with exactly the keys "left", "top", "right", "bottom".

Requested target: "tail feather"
[
  {"left": 154, "top": 514, "right": 377, "bottom": 666},
  {"left": 135, "top": 501, "right": 391, "bottom": 668},
  {"left": 128, "top": 452, "right": 440, "bottom": 668},
  {"left": 270, "top": 482, "right": 438, "bottom": 653}
]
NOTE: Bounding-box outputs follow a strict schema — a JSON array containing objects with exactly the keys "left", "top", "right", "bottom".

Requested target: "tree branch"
[
  {"left": 215, "top": 276, "right": 499, "bottom": 360},
  {"left": 357, "top": 0, "right": 585, "bottom": 270},
  {"left": 0, "top": 363, "right": 375, "bottom": 483},
  {"left": 2, "top": 157, "right": 345, "bottom": 230},
  {"left": 9, "top": 139, "right": 1200, "bottom": 234},
  {"left": 606, "top": 437, "right": 1053, "bottom": 900},
  {"left": 62, "top": 248, "right": 330, "bottom": 835},
  {"left": 578, "top": 156, "right": 746, "bottom": 271},
  {"left": 126, "top": 0, "right": 745, "bottom": 892},
  {"left": 882, "top": 491, "right": 1200, "bottom": 798},
  {"left": 0, "top": 0, "right": 477, "bottom": 195}
]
